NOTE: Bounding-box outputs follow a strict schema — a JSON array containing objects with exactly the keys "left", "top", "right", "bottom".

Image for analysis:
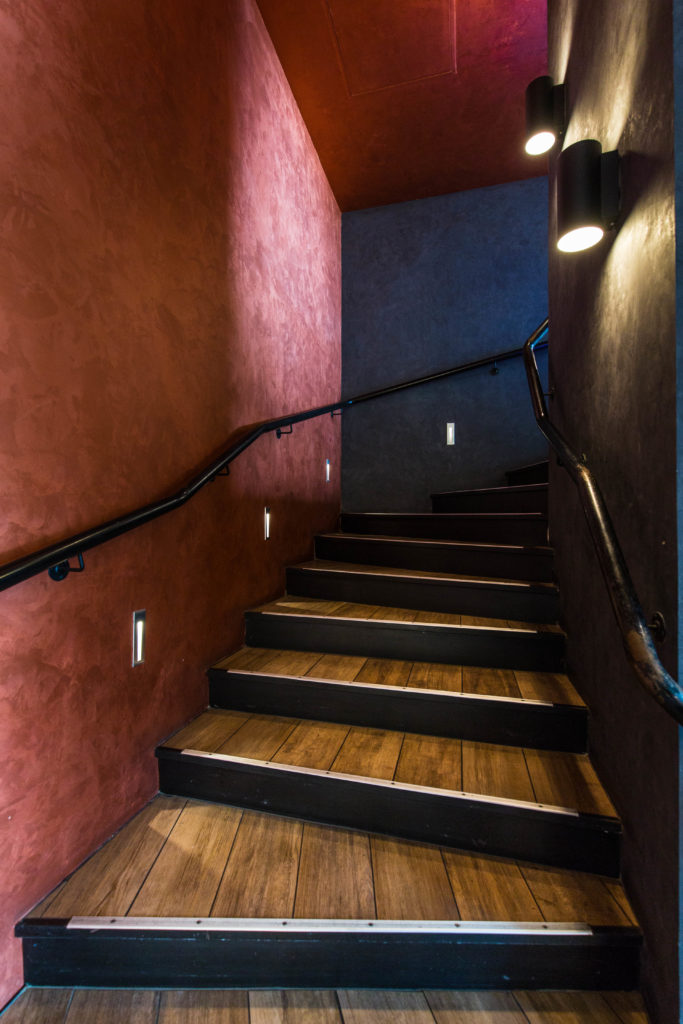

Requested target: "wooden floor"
[
  {"left": 32, "top": 795, "right": 633, "bottom": 923},
  {"left": 0, "top": 987, "right": 649, "bottom": 1023},
  {"left": 162, "top": 707, "right": 613, "bottom": 816},
  {"left": 216, "top": 646, "right": 584, "bottom": 706},
  {"left": 253, "top": 596, "right": 564, "bottom": 634}
]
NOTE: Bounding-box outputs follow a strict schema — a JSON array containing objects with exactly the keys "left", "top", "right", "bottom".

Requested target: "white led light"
[
  {"left": 264, "top": 506, "right": 270, "bottom": 540},
  {"left": 325, "top": 458, "right": 330, "bottom": 482},
  {"left": 525, "top": 130, "right": 556, "bottom": 156},
  {"left": 132, "top": 610, "right": 146, "bottom": 666},
  {"left": 446, "top": 423, "right": 455, "bottom": 446},
  {"left": 557, "top": 225, "right": 604, "bottom": 253}
]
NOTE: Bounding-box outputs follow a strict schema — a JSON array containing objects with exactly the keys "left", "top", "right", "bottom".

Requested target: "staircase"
[{"left": 14, "top": 460, "right": 645, "bottom": 1012}]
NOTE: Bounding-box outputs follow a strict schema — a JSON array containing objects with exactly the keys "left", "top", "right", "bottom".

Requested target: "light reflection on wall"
[{"left": 552, "top": 0, "right": 651, "bottom": 152}]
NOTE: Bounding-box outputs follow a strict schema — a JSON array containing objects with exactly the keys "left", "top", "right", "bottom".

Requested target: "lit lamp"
[
  {"left": 556, "top": 140, "right": 620, "bottom": 253},
  {"left": 525, "top": 76, "right": 564, "bottom": 155}
]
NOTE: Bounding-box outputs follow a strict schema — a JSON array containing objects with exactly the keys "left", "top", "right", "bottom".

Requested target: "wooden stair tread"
[
  {"left": 430, "top": 483, "right": 549, "bottom": 498},
  {"left": 322, "top": 531, "right": 553, "bottom": 553},
  {"left": 214, "top": 647, "right": 585, "bottom": 706},
  {"left": 162, "top": 710, "right": 612, "bottom": 816},
  {"left": 30, "top": 795, "right": 633, "bottom": 926},
  {"left": 0, "top": 987, "right": 650, "bottom": 1023},
  {"left": 343, "top": 511, "right": 548, "bottom": 520},
  {"left": 252, "top": 596, "right": 564, "bottom": 634},
  {"left": 292, "top": 559, "right": 557, "bottom": 591}
]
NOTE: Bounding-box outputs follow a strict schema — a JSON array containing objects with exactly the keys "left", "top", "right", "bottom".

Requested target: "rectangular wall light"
[
  {"left": 264, "top": 506, "right": 271, "bottom": 540},
  {"left": 446, "top": 423, "right": 455, "bottom": 446},
  {"left": 326, "top": 458, "right": 331, "bottom": 482},
  {"left": 132, "top": 610, "right": 146, "bottom": 666}
]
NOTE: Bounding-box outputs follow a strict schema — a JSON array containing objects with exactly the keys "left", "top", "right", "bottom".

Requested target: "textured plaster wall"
[
  {"left": 547, "top": 3, "right": 678, "bottom": 1021},
  {"left": 675, "top": 1, "right": 683, "bottom": 1019},
  {"left": 341, "top": 178, "right": 548, "bottom": 512},
  {"left": 0, "top": 0, "right": 340, "bottom": 1005}
]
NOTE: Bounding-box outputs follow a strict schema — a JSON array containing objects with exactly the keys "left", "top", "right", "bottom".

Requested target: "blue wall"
[{"left": 342, "top": 176, "right": 549, "bottom": 511}]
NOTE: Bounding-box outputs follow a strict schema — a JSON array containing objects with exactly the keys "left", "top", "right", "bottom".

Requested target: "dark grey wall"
[
  {"left": 676, "top": 1, "right": 683, "bottom": 1020},
  {"left": 548, "top": 3, "right": 678, "bottom": 1022},
  {"left": 671, "top": 2, "right": 683, "bottom": 1015},
  {"left": 341, "top": 178, "right": 548, "bottom": 512}
]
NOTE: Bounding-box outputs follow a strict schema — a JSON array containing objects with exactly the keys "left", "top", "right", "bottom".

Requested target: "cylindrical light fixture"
[
  {"left": 525, "top": 76, "right": 563, "bottom": 155},
  {"left": 556, "top": 140, "right": 605, "bottom": 252}
]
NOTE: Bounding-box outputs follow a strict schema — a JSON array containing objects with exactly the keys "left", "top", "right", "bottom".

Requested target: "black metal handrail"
[
  {"left": 0, "top": 336, "right": 544, "bottom": 593},
  {"left": 525, "top": 320, "right": 683, "bottom": 725}
]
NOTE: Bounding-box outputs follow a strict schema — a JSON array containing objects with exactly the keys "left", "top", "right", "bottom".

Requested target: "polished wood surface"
[
  {"left": 158, "top": 991, "right": 249, "bottom": 1023},
  {"left": 254, "top": 595, "right": 563, "bottom": 633},
  {"left": 165, "top": 709, "right": 607, "bottom": 815},
  {"left": 213, "top": 811, "right": 302, "bottom": 918},
  {"left": 32, "top": 795, "right": 633, "bottom": 925},
  {"left": 0, "top": 988, "right": 650, "bottom": 1023},
  {"left": 371, "top": 836, "right": 457, "bottom": 920},
  {"left": 43, "top": 797, "right": 186, "bottom": 918},
  {"left": 215, "top": 646, "right": 583, "bottom": 705},
  {"left": 129, "top": 802, "right": 242, "bottom": 917},
  {"left": 294, "top": 823, "right": 375, "bottom": 919}
]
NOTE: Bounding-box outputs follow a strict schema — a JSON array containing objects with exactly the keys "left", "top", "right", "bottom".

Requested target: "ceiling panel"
[{"left": 255, "top": 0, "right": 548, "bottom": 210}]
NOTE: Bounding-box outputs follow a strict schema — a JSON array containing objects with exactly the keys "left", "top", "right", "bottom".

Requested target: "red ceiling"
[{"left": 255, "top": 0, "right": 548, "bottom": 210}]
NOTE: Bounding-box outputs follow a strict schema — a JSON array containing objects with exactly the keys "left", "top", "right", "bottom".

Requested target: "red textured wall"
[{"left": 0, "top": 0, "right": 340, "bottom": 1004}]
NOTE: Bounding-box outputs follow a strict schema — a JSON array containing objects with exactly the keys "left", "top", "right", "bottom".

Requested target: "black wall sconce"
[
  {"left": 556, "top": 140, "right": 620, "bottom": 252},
  {"left": 525, "top": 76, "right": 565, "bottom": 155}
]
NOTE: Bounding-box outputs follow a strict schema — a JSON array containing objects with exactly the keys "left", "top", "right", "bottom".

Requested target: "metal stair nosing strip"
[
  {"left": 15, "top": 915, "right": 641, "bottom": 989},
  {"left": 207, "top": 668, "right": 588, "bottom": 753},
  {"left": 244, "top": 611, "right": 566, "bottom": 673},
  {"left": 285, "top": 566, "right": 559, "bottom": 623},
  {"left": 155, "top": 747, "right": 622, "bottom": 876}
]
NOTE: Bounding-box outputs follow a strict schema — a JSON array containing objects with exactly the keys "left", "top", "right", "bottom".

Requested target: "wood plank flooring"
[
  {"left": 252, "top": 596, "right": 564, "bottom": 634},
  {"left": 32, "top": 795, "right": 633, "bottom": 924},
  {"left": 163, "top": 709, "right": 613, "bottom": 816},
  {"left": 215, "top": 647, "right": 584, "bottom": 706},
  {"left": 0, "top": 987, "right": 650, "bottom": 1023}
]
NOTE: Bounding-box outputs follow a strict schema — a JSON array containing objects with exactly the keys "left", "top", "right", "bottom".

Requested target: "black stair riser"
[
  {"left": 431, "top": 486, "right": 548, "bottom": 515},
  {"left": 245, "top": 613, "right": 565, "bottom": 673},
  {"left": 286, "top": 568, "right": 559, "bottom": 624},
  {"left": 157, "top": 752, "right": 621, "bottom": 876},
  {"left": 315, "top": 535, "right": 554, "bottom": 582},
  {"left": 18, "top": 921, "right": 641, "bottom": 990},
  {"left": 209, "top": 670, "right": 588, "bottom": 753},
  {"left": 506, "top": 462, "right": 550, "bottom": 486},
  {"left": 341, "top": 513, "right": 548, "bottom": 546}
]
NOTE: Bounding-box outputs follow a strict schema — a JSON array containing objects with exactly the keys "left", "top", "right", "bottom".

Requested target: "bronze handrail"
[
  {"left": 0, "top": 336, "right": 543, "bottom": 593},
  {"left": 524, "top": 320, "right": 683, "bottom": 724}
]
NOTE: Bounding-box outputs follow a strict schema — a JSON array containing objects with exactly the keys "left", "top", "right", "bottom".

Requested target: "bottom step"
[
  {"left": 0, "top": 988, "right": 650, "bottom": 1023},
  {"left": 18, "top": 917, "right": 640, "bottom": 990}
]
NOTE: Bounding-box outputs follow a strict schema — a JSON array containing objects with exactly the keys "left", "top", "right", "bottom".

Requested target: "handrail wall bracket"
[
  {"left": 0, "top": 336, "right": 545, "bottom": 595},
  {"left": 48, "top": 553, "right": 85, "bottom": 583}
]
